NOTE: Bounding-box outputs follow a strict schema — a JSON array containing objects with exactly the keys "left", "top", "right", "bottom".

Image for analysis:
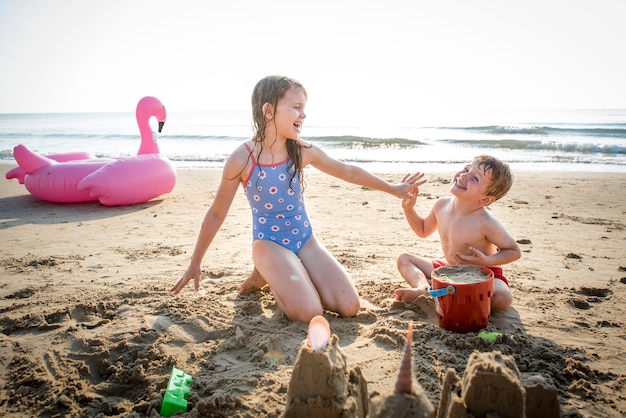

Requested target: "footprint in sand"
[
  {"left": 143, "top": 314, "right": 229, "bottom": 343},
  {"left": 4, "top": 287, "right": 36, "bottom": 299},
  {"left": 568, "top": 298, "right": 591, "bottom": 310},
  {"left": 68, "top": 303, "right": 114, "bottom": 329},
  {"left": 575, "top": 287, "right": 611, "bottom": 298},
  {"left": 568, "top": 286, "right": 613, "bottom": 311}
]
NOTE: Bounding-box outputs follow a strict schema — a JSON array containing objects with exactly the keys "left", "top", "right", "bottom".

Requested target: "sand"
[
  {"left": 0, "top": 163, "right": 625, "bottom": 417},
  {"left": 432, "top": 265, "right": 492, "bottom": 284}
]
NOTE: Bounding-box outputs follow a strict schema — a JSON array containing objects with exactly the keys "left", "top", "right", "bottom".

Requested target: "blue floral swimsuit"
[{"left": 242, "top": 144, "right": 312, "bottom": 254}]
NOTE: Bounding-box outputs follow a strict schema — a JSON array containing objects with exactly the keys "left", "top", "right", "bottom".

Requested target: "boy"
[{"left": 395, "top": 155, "right": 521, "bottom": 312}]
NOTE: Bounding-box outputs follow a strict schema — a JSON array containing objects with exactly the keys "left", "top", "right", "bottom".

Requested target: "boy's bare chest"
[{"left": 437, "top": 210, "right": 486, "bottom": 245}]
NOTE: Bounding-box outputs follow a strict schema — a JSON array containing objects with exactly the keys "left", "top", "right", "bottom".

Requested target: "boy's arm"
[
  {"left": 402, "top": 195, "right": 439, "bottom": 238},
  {"left": 455, "top": 217, "right": 521, "bottom": 266},
  {"left": 485, "top": 217, "right": 521, "bottom": 265}
]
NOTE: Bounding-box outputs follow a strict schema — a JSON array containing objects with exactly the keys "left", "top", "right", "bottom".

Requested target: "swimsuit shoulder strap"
[
  {"left": 242, "top": 142, "right": 259, "bottom": 187},
  {"left": 243, "top": 142, "right": 258, "bottom": 166}
]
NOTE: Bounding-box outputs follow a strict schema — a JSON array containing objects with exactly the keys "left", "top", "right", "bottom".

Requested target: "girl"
[{"left": 171, "top": 75, "right": 425, "bottom": 322}]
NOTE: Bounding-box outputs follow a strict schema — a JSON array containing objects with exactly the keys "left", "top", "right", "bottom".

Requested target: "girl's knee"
[
  {"left": 337, "top": 297, "right": 360, "bottom": 318},
  {"left": 287, "top": 305, "right": 324, "bottom": 323},
  {"left": 273, "top": 289, "right": 324, "bottom": 323}
]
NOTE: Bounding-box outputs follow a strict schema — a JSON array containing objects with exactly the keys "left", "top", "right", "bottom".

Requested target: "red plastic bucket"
[{"left": 430, "top": 265, "right": 494, "bottom": 333}]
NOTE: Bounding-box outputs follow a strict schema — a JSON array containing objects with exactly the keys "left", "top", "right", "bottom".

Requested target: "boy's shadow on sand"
[
  {"left": 489, "top": 306, "right": 525, "bottom": 333},
  {"left": 0, "top": 194, "right": 163, "bottom": 229}
]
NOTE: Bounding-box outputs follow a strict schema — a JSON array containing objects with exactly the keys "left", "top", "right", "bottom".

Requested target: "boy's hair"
[{"left": 474, "top": 155, "right": 513, "bottom": 201}]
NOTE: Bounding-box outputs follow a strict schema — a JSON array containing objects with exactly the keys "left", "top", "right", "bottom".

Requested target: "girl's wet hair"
[
  {"left": 249, "top": 75, "right": 310, "bottom": 191},
  {"left": 251, "top": 75, "right": 307, "bottom": 140},
  {"left": 474, "top": 154, "right": 513, "bottom": 201}
]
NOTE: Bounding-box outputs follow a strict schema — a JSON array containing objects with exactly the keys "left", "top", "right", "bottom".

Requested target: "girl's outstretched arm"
[
  {"left": 171, "top": 149, "right": 247, "bottom": 293},
  {"left": 306, "top": 144, "right": 425, "bottom": 198}
]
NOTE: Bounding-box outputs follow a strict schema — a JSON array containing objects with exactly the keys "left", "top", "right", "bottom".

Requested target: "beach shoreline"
[{"left": 1, "top": 163, "right": 625, "bottom": 417}]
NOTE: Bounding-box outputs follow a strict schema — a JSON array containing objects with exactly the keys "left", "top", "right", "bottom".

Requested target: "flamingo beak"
[{"left": 158, "top": 121, "right": 165, "bottom": 133}]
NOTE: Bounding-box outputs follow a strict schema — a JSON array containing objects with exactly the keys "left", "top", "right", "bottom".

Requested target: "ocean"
[{"left": 1, "top": 108, "right": 625, "bottom": 173}]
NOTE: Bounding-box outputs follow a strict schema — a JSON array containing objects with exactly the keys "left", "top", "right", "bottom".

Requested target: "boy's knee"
[
  {"left": 491, "top": 289, "right": 513, "bottom": 313},
  {"left": 397, "top": 253, "right": 412, "bottom": 268}
]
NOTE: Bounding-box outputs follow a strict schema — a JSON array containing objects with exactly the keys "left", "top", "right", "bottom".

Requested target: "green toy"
[
  {"left": 477, "top": 331, "right": 502, "bottom": 342},
  {"left": 160, "top": 366, "right": 193, "bottom": 417}
]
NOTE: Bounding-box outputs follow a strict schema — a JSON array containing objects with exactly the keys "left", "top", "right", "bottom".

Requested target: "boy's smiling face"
[{"left": 451, "top": 161, "right": 495, "bottom": 205}]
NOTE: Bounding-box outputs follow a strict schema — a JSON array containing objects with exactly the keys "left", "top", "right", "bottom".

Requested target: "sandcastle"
[
  {"left": 284, "top": 318, "right": 436, "bottom": 418},
  {"left": 283, "top": 333, "right": 369, "bottom": 418},
  {"left": 369, "top": 322, "right": 436, "bottom": 418},
  {"left": 284, "top": 318, "right": 559, "bottom": 418},
  {"left": 437, "top": 350, "right": 560, "bottom": 418}
]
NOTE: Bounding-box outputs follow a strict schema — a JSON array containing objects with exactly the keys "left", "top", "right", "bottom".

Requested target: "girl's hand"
[
  {"left": 171, "top": 264, "right": 202, "bottom": 294},
  {"left": 395, "top": 172, "right": 426, "bottom": 198}
]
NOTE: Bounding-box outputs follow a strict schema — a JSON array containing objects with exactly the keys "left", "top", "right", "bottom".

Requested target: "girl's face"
[
  {"left": 270, "top": 88, "right": 307, "bottom": 141},
  {"left": 451, "top": 161, "right": 494, "bottom": 202}
]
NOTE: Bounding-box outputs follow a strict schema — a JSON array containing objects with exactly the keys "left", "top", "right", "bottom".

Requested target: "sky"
[{"left": 1, "top": 0, "right": 625, "bottom": 126}]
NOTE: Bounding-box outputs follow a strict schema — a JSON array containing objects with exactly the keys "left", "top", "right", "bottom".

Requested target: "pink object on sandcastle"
[
  {"left": 5, "top": 96, "right": 176, "bottom": 206},
  {"left": 284, "top": 318, "right": 369, "bottom": 418},
  {"left": 308, "top": 315, "right": 331, "bottom": 351}
]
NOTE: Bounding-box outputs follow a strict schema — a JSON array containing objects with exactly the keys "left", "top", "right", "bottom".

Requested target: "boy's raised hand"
[{"left": 401, "top": 193, "right": 417, "bottom": 210}]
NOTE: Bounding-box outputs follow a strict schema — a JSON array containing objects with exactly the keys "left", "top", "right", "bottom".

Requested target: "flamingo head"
[
  {"left": 136, "top": 96, "right": 167, "bottom": 155},
  {"left": 137, "top": 96, "right": 167, "bottom": 132}
]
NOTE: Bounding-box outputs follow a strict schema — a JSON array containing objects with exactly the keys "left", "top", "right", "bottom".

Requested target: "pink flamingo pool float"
[{"left": 5, "top": 96, "right": 176, "bottom": 206}]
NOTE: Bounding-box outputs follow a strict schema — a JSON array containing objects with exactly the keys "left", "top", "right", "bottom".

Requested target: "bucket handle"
[{"left": 428, "top": 285, "right": 456, "bottom": 298}]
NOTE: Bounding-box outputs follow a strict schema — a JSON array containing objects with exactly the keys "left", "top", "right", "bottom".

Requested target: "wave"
[
  {"left": 1, "top": 132, "right": 425, "bottom": 146},
  {"left": 0, "top": 132, "right": 247, "bottom": 141},
  {"left": 303, "top": 135, "right": 425, "bottom": 148},
  {"left": 446, "top": 125, "right": 626, "bottom": 138},
  {"left": 160, "top": 154, "right": 626, "bottom": 167},
  {"left": 442, "top": 139, "right": 626, "bottom": 155}
]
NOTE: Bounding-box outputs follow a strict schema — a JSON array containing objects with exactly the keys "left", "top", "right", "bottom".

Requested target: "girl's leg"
[
  {"left": 239, "top": 267, "right": 267, "bottom": 295},
  {"left": 297, "top": 235, "right": 360, "bottom": 318},
  {"left": 251, "top": 240, "right": 323, "bottom": 323}
]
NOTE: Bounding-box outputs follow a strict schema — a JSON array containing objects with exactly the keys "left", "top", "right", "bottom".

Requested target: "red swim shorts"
[{"left": 431, "top": 259, "right": 509, "bottom": 287}]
